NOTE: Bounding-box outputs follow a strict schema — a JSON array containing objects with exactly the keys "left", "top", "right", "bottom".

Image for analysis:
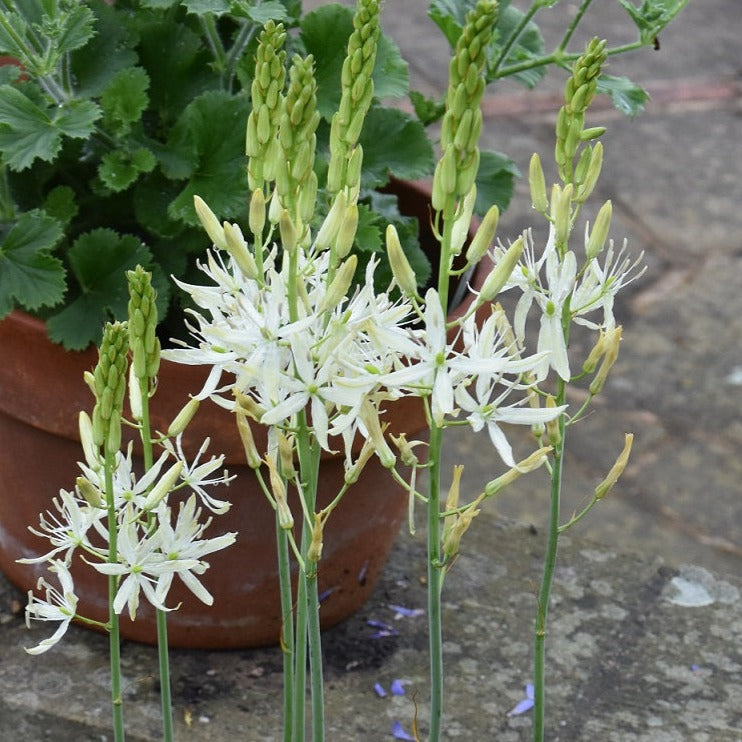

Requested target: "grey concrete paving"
[{"left": 2, "top": 0, "right": 742, "bottom": 739}]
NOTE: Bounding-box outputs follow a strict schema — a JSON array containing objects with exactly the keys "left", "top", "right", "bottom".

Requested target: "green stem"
[
  {"left": 199, "top": 15, "right": 228, "bottom": 86},
  {"left": 137, "top": 378, "right": 173, "bottom": 742},
  {"left": 557, "top": 0, "right": 594, "bottom": 53},
  {"left": 0, "top": 162, "right": 15, "bottom": 221},
  {"left": 277, "top": 523, "right": 295, "bottom": 742},
  {"left": 532, "top": 378, "right": 566, "bottom": 742},
  {"left": 426, "top": 423, "right": 445, "bottom": 742},
  {"left": 490, "top": 0, "right": 541, "bottom": 77},
  {"left": 225, "top": 20, "right": 258, "bottom": 93},
  {"left": 104, "top": 452, "right": 125, "bottom": 742},
  {"left": 156, "top": 610, "right": 174, "bottom": 742},
  {"left": 307, "top": 571, "right": 325, "bottom": 742},
  {"left": 291, "top": 568, "right": 308, "bottom": 742}
]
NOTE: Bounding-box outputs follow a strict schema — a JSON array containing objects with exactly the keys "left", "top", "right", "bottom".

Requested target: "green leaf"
[
  {"left": 409, "top": 90, "right": 445, "bottom": 126},
  {"left": 43, "top": 186, "right": 78, "bottom": 227},
  {"left": 619, "top": 0, "right": 689, "bottom": 44},
  {"left": 46, "top": 229, "right": 152, "bottom": 350},
  {"left": 180, "top": 0, "right": 231, "bottom": 14},
  {"left": 100, "top": 67, "right": 150, "bottom": 134},
  {"left": 138, "top": 0, "right": 180, "bottom": 8},
  {"left": 301, "top": 4, "right": 409, "bottom": 120},
  {"left": 55, "top": 5, "right": 96, "bottom": 56},
  {"left": 358, "top": 107, "right": 435, "bottom": 189},
  {"left": 0, "top": 210, "right": 65, "bottom": 316},
  {"left": 489, "top": 4, "right": 546, "bottom": 89},
  {"left": 70, "top": 1, "right": 138, "bottom": 97},
  {"left": 0, "top": 85, "right": 101, "bottom": 169},
  {"left": 54, "top": 99, "right": 101, "bottom": 138},
  {"left": 134, "top": 172, "right": 188, "bottom": 238},
  {"left": 98, "top": 148, "right": 156, "bottom": 192},
  {"left": 597, "top": 74, "right": 650, "bottom": 116},
  {"left": 166, "top": 90, "right": 250, "bottom": 225},
  {"left": 0, "top": 85, "right": 63, "bottom": 169},
  {"left": 474, "top": 150, "right": 519, "bottom": 215},
  {"left": 0, "top": 11, "right": 29, "bottom": 59},
  {"left": 234, "top": 0, "right": 289, "bottom": 24}
]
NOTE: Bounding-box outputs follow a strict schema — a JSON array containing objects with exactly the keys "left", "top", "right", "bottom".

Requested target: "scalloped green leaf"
[
  {"left": 597, "top": 74, "right": 650, "bottom": 116},
  {"left": 100, "top": 67, "right": 150, "bottom": 134},
  {"left": 46, "top": 229, "right": 152, "bottom": 349},
  {"left": 0, "top": 210, "right": 65, "bottom": 316},
  {"left": 474, "top": 149, "right": 519, "bottom": 215},
  {"left": 301, "top": 4, "right": 409, "bottom": 120},
  {"left": 358, "top": 107, "right": 435, "bottom": 189},
  {"left": 55, "top": 4, "right": 96, "bottom": 57},
  {"left": 166, "top": 90, "right": 250, "bottom": 225},
  {"left": 99, "top": 148, "right": 156, "bottom": 192}
]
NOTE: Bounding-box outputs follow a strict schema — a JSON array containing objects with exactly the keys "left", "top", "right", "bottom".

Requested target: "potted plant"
[{"left": 0, "top": 0, "right": 683, "bottom": 648}]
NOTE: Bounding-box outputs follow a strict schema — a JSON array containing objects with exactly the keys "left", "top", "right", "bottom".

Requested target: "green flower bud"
[
  {"left": 450, "top": 185, "right": 477, "bottom": 255},
  {"left": 386, "top": 224, "right": 418, "bottom": 297},
  {"left": 479, "top": 235, "right": 523, "bottom": 302},
  {"left": 249, "top": 188, "right": 266, "bottom": 239},
  {"left": 315, "top": 191, "right": 347, "bottom": 251},
  {"left": 580, "top": 126, "right": 607, "bottom": 141},
  {"left": 552, "top": 183, "right": 574, "bottom": 248},
  {"left": 589, "top": 325, "right": 622, "bottom": 395},
  {"left": 224, "top": 222, "right": 259, "bottom": 279},
  {"left": 168, "top": 397, "right": 200, "bottom": 437},
  {"left": 529, "top": 153, "right": 548, "bottom": 213},
  {"left": 577, "top": 141, "right": 603, "bottom": 201},
  {"left": 465, "top": 203, "right": 499, "bottom": 265},
  {"left": 334, "top": 202, "right": 359, "bottom": 259},
  {"left": 76, "top": 476, "right": 104, "bottom": 509},
  {"left": 594, "top": 433, "right": 633, "bottom": 500},
  {"left": 279, "top": 210, "right": 297, "bottom": 253},
  {"left": 143, "top": 461, "right": 184, "bottom": 510},
  {"left": 585, "top": 200, "right": 612, "bottom": 260},
  {"left": 194, "top": 195, "right": 227, "bottom": 250},
  {"left": 320, "top": 255, "right": 357, "bottom": 312}
]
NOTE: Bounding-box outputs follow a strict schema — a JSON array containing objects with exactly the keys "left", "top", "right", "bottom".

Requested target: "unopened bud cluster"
[
  {"left": 555, "top": 38, "right": 607, "bottom": 190},
  {"left": 127, "top": 266, "right": 160, "bottom": 382},
  {"left": 91, "top": 322, "right": 129, "bottom": 456},
  {"left": 276, "top": 55, "right": 320, "bottom": 230},
  {"left": 327, "top": 0, "right": 380, "bottom": 195},
  {"left": 246, "top": 21, "right": 287, "bottom": 191},
  {"left": 432, "top": 0, "right": 497, "bottom": 211}
]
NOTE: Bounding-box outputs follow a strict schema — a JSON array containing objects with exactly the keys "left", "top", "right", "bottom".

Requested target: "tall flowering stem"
[
  {"left": 91, "top": 322, "right": 129, "bottom": 742},
  {"left": 126, "top": 267, "right": 174, "bottom": 742},
  {"left": 427, "top": 3, "right": 498, "bottom": 739}
]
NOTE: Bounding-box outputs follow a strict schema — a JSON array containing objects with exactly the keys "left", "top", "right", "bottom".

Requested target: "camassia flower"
[{"left": 24, "top": 561, "right": 78, "bottom": 654}]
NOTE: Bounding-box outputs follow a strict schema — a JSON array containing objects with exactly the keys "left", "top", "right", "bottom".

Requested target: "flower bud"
[
  {"left": 344, "top": 438, "right": 376, "bottom": 485},
  {"left": 315, "top": 191, "right": 347, "bottom": 251},
  {"left": 529, "top": 153, "right": 548, "bottom": 214},
  {"left": 585, "top": 200, "right": 612, "bottom": 260},
  {"left": 128, "top": 364, "right": 143, "bottom": 421},
  {"left": 224, "top": 221, "right": 259, "bottom": 279},
  {"left": 594, "top": 433, "right": 633, "bottom": 500},
  {"left": 79, "top": 411, "right": 101, "bottom": 470},
  {"left": 553, "top": 183, "right": 573, "bottom": 249},
  {"left": 143, "top": 460, "right": 184, "bottom": 510},
  {"left": 194, "top": 195, "right": 227, "bottom": 250},
  {"left": 582, "top": 329, "right": 607, "bottom": 374},
  {"left": 545, "top": 395, "right": 561, "bottom": 447},
  {"left": 386, "top": 224, "right": 418, "bottom": 298},
  {"left": 279, "top": 210, "right": 297, "bottom": 253},
  {"left": 76, "top": 476, "right": 104, "bottom": 508},
  {"left": 320, "top": 255, "right": 357, "bottom": 312},
  {"left": 450, "top": 185, "right": 476, "bottom": 255},
  {"left": 249, "top": 188, "right": 266, "bottom": 239},
  {"left": 334, "top": 202, "right": 359, "bottom": 259},
  {"left": 577, "top": 141, "right": 603, "bottom": 202},
  {"left": 465, "top": 204, "right": 499, "bottom": 265},
  {"left": 484, "top": 446, "right": 552, "bottom": 497},
  {"left": 360, "top": 402, "right": 395, "bottom": 469},
  {"left": 168, "top": 397, "right": 200, "bottom": 437},
  {"left": 580, "top": 126, "right": 606, "bottom": 141},
  {"left": 478, "top": 235, "right": 523, "bottom": 302}
]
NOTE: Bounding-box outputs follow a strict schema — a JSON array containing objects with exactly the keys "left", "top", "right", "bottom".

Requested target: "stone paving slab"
[{"left": 3, "top": 518, "right": 742, "bottom": 741}]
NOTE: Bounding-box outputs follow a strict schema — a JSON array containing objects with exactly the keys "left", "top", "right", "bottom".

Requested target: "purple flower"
[
  {"left": 389, "top": 603, "right": 424, "bottom": 619},
  {"left": 390, "top": 678, "right": 407, "bottom": 696},
  {"left": 392, "top": 720, "right": 416, "bottom": 740},
  {"left": 507, "top": 683, "right": 535, "bottom": 716},
  {"left": 367, "top": 619, "right": 399, "bottom": 639},
  {"left": 374, "top": 682, "right": 387, "bottom": 698}
]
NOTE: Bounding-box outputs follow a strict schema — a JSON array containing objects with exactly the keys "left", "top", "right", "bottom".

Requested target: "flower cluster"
[{"left": 23, "top": 306, "right": 236, "bottom": 654}]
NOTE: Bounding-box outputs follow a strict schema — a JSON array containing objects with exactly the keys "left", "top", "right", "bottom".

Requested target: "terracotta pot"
[{"left": 0, "top": 181, "right": 487, "bottom": 648}]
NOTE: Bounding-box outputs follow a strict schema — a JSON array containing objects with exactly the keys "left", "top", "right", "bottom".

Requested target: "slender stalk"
[
  {"left": 426, "top": 423, "right": 445, "bottom": 742},
  {"left": 532, "top": 378, "right": 566, "bottom": 742},
  {"left": 104, "top": 452, "right": 126, "bottom": 742},
  {"left": 277, "top": 524, "right": 295, "bottom": 742},
  {"left": 156, "top": 610, "right": 174, "bottom": 742},
  {"left": 224, "top": 21, "right": 258, "bottom": 93},
  {"left": 490, "top": 0, "right": 542, "bottom": 77},
  {"left": 291, "top": 568, "right": 308, "bottom": 742},
  {"left": 307, "top": 571, "right": 325, "bottom": 742},
  {"left": 557, "top": 0, "right": 594, "bottom": 53}
]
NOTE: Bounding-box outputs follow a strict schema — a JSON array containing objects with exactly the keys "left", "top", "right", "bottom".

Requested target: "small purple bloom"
[
  {"left": 690, "top": 663, "right": 700, "bottom": 672},
  {"left": 507, "top": 683, "right": 535, "bottom": 717},
  {"left": 390, "top": 678, "right": 407, "bottom": 696},
  {"left": 391, "top": 720, "right": 416, "bottom": 740},
  {"left": 318, "top": 587, "right": 336, "bottom": 603},
  {"left": 389, "top": 603, "right": 424, "bottom": 619},
  {"left": 374, "top": 682, "right": 387, "bottom": 698},
  {"left": 367, "top": 619, "right": 399, "bottom": 639}
]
